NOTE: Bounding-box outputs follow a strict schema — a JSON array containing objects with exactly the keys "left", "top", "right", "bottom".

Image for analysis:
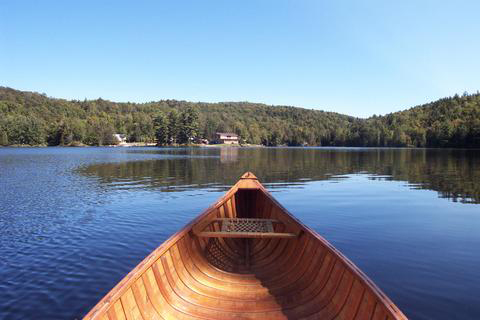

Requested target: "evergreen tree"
[
  {"left": 154, "top": 112, "right": 169, "bottom": 146},
  {"left": 167, "top": 110, "right": 179, "bottom": 144},
  {"left": 177, "top": 106, "right": 199, "bottom": 144}
]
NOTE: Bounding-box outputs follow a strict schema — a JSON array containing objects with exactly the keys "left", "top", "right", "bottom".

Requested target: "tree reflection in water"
[{"left": 78, "top": 148, "right": 480, "bottom": 204}]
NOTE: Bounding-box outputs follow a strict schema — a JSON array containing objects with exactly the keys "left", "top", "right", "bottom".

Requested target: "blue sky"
[{"left": 1, "top": 1, "right": 479, "bottom": 117}]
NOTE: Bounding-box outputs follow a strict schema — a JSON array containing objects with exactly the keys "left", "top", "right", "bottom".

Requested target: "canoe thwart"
[{"left": 193, "top": 217, "right": 298, "bottom": 238}]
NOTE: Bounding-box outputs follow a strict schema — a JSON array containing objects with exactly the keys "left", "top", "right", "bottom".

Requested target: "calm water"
[{"left": 0, "top": 147, "right": 479, "bottom": 319}]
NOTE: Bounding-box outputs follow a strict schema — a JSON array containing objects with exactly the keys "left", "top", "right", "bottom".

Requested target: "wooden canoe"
[{"left": 84, "top": 172, "right": 407, "bottom": 320}]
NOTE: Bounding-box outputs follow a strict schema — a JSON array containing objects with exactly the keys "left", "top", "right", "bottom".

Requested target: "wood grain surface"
[{"left": 84, "top": 172, "right": 407, "bottom": 320}]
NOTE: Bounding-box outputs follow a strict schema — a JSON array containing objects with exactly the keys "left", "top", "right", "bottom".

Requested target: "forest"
[{"left": 0, "top": 86, "right": 479, "bottom": 147}]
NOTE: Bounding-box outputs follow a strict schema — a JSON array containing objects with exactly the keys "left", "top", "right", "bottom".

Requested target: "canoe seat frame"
[{"left": 193, "top": 218, "right": 298, "bottom": 238}]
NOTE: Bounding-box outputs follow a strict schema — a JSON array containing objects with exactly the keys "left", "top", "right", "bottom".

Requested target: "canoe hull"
[{"left": 84, "top": 173, "right": 407, "bottom": 319}]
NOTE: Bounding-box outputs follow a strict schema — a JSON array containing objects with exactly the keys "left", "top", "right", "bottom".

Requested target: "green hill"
[{"left": 0, "top": 87, "right": 479, "bottom": 147}]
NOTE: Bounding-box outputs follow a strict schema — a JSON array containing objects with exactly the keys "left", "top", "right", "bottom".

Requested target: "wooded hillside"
[{"left": 0, "top": 87, "right": 479, "bottom": 147}]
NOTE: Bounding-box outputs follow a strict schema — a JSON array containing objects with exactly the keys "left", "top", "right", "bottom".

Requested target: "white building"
[{"left": 113, "top": 134, "right": 127, "bottom": 144}]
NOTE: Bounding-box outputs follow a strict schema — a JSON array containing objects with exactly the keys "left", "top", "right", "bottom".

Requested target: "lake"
[{"left": 0, "top": 147, "right": 479, "bottom": 319}]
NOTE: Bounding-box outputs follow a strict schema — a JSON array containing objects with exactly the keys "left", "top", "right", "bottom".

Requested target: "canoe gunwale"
[
  {"left": 83, "top": 172, "right": 407, "bottom": 319},
  {"left": 84, "top": 184, "right": 241, "bottom": 319},
  {"left": 254, "top": 181, "right": 407, "bottom": 319}
]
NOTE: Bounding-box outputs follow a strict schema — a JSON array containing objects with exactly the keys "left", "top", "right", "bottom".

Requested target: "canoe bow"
[{"left": 84, "top": 172, "right": 407, "bottom": 319}]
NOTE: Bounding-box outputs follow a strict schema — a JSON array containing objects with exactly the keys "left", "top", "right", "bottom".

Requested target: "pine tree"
[
  {"left": 167, "top": 110, "right": 179, "bottom": 144},
  {"left": 154, "top": 112, "right": 168, "bottom": 146},
  {"left": 177, "top": 106, "right": 199, "bottom": 144}
]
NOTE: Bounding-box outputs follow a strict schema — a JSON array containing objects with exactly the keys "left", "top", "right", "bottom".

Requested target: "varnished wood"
[
  {"left": 192, "top": 217, "right": 298, "bottom": 238},
  {"left": 84, "top": 172, "right": 407, "bottom": 320}
]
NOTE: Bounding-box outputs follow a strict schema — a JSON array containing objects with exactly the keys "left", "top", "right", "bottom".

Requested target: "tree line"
[{"left": 0, "top": 87, "right": 479, "bottom": 147}]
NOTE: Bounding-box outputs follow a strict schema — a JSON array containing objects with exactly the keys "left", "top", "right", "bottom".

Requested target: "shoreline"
[
  {"left": 1, "top": 144, "right": 479, "bottom": 150},
  {"left": 0, "top": 143, "right": 264, "bottom": 148}
]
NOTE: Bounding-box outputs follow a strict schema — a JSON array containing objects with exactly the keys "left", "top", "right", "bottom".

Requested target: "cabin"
[
  {"left": 113, "top": 134, "right": 127, "bottom": 144},
  {"left": 215, "top": 132, "right": 239, "bottom": 144}
]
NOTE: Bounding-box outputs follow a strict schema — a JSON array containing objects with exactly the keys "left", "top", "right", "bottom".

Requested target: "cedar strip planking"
[{"left": 84, "top": 172, "right": 407, "bottom": 320}]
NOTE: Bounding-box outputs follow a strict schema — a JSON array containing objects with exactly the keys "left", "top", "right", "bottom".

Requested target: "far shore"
[
  {"left": 0, "top": 143, "right": 264, "bottom": 148},
  {"left": 3, "top": 144, "right": 476, "bottom": 150}
]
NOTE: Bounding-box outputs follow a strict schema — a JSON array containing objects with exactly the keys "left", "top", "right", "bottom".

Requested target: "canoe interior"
[{"left": 84, "top": 173, "right": 407, "bottom": 320}]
